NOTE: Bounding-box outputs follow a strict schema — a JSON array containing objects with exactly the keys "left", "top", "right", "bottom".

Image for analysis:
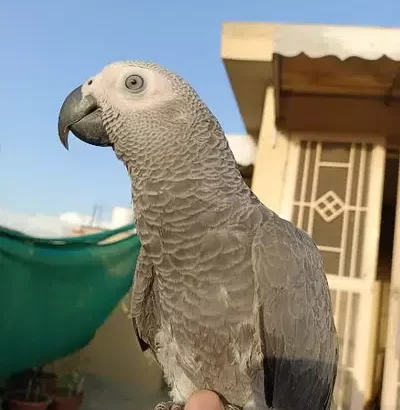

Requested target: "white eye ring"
[{"left": 125, "top": 75, "right": 145, "bottom": 93}]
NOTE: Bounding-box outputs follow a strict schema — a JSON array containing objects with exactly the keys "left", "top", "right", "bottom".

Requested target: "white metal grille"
[
  {"left": 292, "top": 140, "right": 372, "bottom": 279},
  {"left": 315, "top": 190, "right": 345, "bottom": 222},
  {"left": 285, "top": 136, "right": 386, "bottom": 410}
]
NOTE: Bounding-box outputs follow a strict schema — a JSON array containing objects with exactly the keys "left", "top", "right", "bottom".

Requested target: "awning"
[
  {"left": 273, "top": 24, "right": 400, "bottom": 61},
  {"left": 221, "top": 22, "right": 400, "bottom": 136}
]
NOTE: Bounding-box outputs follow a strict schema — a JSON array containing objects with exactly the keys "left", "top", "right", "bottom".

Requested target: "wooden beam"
[
  {"left": 281, "top": 54, "right": 400, "bottom": 97},
  {"left": 281, "top": 82, "right": 399, "bottom": 97},
  {"left": 280, "top": 94, "right": 400, "bottom": 139}
]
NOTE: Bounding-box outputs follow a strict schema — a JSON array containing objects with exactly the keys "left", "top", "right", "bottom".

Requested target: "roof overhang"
[{"left": 221, "top": 22, "right": 400, "bottom": 136}]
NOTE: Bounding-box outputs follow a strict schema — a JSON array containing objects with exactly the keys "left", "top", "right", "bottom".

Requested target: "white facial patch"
[{"left": 81, "top": 63, "right": 176, "bottom": 114}]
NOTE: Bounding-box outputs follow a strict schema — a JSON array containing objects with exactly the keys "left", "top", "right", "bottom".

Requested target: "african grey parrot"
[{"left": 58, "top": 61, "right": 338, "bottom": 410}]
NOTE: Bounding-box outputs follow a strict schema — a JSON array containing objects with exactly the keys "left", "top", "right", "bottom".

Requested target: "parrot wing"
[
  {"left": 131, "top": 248, "right": 160, "bottom": 356},
  {"left": 252, "top": 211, "right": 338, "bottom": 410}
]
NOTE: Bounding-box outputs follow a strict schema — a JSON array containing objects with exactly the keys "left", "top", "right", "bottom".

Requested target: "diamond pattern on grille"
[{"left": 315, "top": 190, "right": 345, "bottom": 222}]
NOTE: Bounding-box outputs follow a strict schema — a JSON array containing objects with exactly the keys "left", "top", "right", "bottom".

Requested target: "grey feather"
[{"left": 58, "top": 60, "right": 338, "bottom": 410}]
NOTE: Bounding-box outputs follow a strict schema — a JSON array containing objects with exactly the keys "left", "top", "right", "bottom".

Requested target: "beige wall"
[{"left": 47, "top": 302, "right": 164, "bottom": 390}]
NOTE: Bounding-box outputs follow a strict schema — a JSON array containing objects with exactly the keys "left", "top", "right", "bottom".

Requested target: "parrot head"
[
  {"left": 58, "top": 61, "right": 204, "bottom": 153},
  {"left": 58, "top": 60, "right": 240, "bottom": 193}
]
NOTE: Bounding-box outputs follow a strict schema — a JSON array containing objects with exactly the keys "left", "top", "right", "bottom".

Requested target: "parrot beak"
[{"left": 58, "top": 85, "right": 111, "bottom": 150}]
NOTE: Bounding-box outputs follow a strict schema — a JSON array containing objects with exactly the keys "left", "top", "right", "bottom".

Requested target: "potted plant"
[
  {"left": 7, "top": 379, "right": 51, "bottom": 410},
  {"left": 49, "top": 373, "right": 84, "bottom": 410},
  {"left": 7, "top": 367, "right": 57, "bottom": 397},
  {"left": 35, "top": 369, "right": 57, "bottom": 395}
]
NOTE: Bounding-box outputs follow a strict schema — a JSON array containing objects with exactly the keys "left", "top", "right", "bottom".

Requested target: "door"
[
  {"left": 281, "top": 133, "right": 386, "bottom": 409},
  {"left": 381, "top": 148, "right": 400, "bottom": 409}
]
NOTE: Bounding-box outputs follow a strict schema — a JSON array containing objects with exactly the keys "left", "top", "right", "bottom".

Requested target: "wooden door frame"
[{"left": 381, "top": 147, "right": 400, "bottom": 409}]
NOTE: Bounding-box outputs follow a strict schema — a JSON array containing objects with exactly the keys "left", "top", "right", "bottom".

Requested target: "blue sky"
[{"left": 1, "top": 0, "right": 400, "bottom": 218}]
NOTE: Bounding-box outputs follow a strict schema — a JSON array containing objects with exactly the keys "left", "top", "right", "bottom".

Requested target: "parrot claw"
[{"left": 153, "top": 401, "right": 183, "bottom": 410}]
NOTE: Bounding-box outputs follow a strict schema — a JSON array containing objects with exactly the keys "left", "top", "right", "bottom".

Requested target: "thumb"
[{"left": 184, "top": 390, "right": 224, "bottom": 410}]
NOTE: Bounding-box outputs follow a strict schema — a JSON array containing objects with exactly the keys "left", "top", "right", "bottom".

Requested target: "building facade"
[{"left": 222, "top": 22, "right": 400, "bottom": 409}]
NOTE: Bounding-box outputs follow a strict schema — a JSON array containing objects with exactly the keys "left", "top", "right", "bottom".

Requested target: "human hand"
[{"left": 184, "top": 390, "right": 224, "bottom": 410}]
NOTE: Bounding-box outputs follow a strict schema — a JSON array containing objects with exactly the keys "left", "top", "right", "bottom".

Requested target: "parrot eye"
[{"left": 125, "top": 75, "right": 145, "bottom": 93}]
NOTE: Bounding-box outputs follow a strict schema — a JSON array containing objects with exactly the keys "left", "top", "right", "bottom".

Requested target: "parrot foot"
[{"left": 153, "top": 401, "right": 183, "bottom": 410}]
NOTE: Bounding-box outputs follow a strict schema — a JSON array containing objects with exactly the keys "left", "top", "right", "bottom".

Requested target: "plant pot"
[
  {"left": 7, "top": 391, "right": 51, "bottom": 410},
  {"left": 49, "top": 389, "right": 83, "bottom": 410},
  {"left": 36, "top": 373, "right": 57, "bottom": 395},
  {"left": 8, "top": 371, "right": 57, "bottom": 396}
]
